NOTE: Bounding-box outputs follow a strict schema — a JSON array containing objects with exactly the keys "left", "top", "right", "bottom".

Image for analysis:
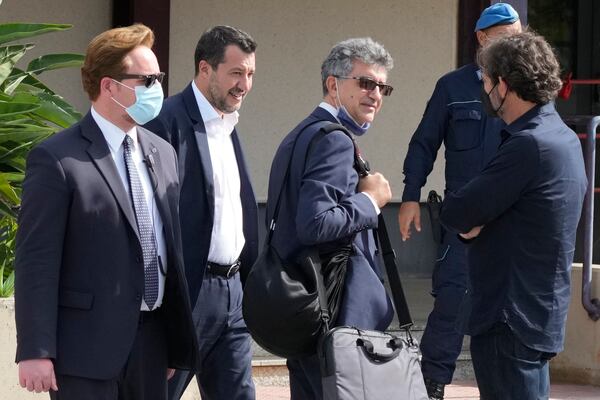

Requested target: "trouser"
[
  {"left": 50, "top": 309, "right": 168, "bottom": 400},
  {"left": 167, "top": 271, "right": 255, "bottom": 400},
  {"left": 288, "top": 353, "right": 323, "bottom": 400},
  {"left": 420, "top": 238, "right": 468, "bottom": 384},
  {"left": 471, "top": 323, "right": 553, "bottom": 400}
]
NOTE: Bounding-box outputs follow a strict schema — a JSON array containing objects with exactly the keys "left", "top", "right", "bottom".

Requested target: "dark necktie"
[{"left": 123, "top": 135, "right": 159, "bottom": 309}]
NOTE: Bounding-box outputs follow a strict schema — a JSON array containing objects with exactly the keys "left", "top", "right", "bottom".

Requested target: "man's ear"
[
  {"left": 498, "top": 76, "right": 509, "bottom": 97},
  {"left": 325, "top": 75, "right": 338, "bottom": 97},
  {"left": 476, "top": 30, "right": 488, "bottom": 47},
  {"left": 197, "top": 60, "right": 212, "bottom": 79},
  {"left": 100, "top": 76, "right": 114, "bottom": 97}
]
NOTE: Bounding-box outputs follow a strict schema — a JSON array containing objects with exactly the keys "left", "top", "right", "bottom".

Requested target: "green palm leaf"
[{"left": 0, "top": 23, "right": 72, "bottom": 45}]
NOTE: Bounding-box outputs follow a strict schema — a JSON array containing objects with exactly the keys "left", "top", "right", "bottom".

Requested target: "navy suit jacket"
[
  {"left": 145, "top": 84, "right": 258, "bottom": 303},
  {"left": 15, "top": 112, "right": 197, "bottom": 379},
  {"left": 266, "top": 107, "right": 394, "bottom": 331}
]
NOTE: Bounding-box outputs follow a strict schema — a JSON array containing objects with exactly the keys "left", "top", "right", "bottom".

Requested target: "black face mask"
[{"left": 481, "top": 82, "right": 506, "bottom": 118}]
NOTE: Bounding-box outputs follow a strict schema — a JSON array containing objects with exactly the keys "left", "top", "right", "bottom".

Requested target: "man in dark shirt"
[
  {"left": 398, "top": 4, "right": 520, "bottom": 398},
  {"left": 440, "top": 31, "right": 587, "bottom": 399}
]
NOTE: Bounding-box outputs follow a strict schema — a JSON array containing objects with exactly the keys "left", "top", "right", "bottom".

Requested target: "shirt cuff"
[{"left": 360, "top": 192, "right": 380, "bottom": 215}]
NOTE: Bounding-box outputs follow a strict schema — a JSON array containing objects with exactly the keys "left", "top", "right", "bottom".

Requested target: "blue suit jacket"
[
  {"left": 266, "top": 107, "right": 394, "bottom": 331},
  {"left": 145, "top": 84, "right": 258, "bottom": 302}
]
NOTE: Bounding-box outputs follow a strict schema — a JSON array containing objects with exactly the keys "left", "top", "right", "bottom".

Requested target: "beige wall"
[
  {"left": 169, "top": 0, "right": 458, "bottom": 201},
  {"left": 1, "top": 1, "right": 456, "bottom": 200},
  {"left": 0, "top": 299, "right": 37, "bottom": 400},
  {"left": 0, "top": 0, "right": 112, "bottom": 114},
  {"left": 551, "top": 264, "right": 600, "bottom": 386}
]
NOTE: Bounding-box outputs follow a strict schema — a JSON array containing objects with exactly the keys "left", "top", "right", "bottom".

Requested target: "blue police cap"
[{"left": 475, "top": 3, "right": 519, "bottom": 32}]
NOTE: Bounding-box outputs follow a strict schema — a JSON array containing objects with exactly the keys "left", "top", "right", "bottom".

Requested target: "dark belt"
[
  {"left": 206, "top": 260, "right": 241, "bottom": 278},
  {"left": 138, "top": 308, "right": 162, "bottom": 324}
]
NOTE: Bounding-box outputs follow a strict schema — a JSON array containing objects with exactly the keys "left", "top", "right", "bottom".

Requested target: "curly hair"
[
  {"left": 321, "top": 37, "right": 393, "bottom": 96},
  {"left": 477, "top": 30, "right": 562, "bottom": 104}
]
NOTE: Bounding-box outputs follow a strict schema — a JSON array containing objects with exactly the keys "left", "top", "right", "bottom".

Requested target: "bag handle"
[{"left": 356, "top": 337, "right": 402, "bottom": 363}]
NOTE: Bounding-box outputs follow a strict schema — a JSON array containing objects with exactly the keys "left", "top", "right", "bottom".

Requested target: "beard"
[{"left": 207, "top": 74, "right": 243, "bottom": 114}]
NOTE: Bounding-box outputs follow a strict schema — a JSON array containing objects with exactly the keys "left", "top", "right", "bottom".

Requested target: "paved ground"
[{"left": 254, "top": 381, "right": 600, "bottom": 399}]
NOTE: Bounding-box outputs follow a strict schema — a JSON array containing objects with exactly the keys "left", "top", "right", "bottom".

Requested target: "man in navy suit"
[
  {"left": 145, "top": 26, "right": 258, "bottom": 400},
  {"left": 265, "top": 37, "right": 394, "bottom": 399},
  {"left": 15, "top": 24, "right": 196, "bottom": 400}
]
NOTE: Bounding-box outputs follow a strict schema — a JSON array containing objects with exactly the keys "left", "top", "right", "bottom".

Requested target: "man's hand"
[
  {"left": 18, "top": 359, "right": 57, "bottom": 393},
  {"left": 398, "top": 201, "right": 421, "bottom": 241},
  {"left": 167, "top": 368, "right": 176, "bottom": 380},
  {"left": 460, "top": 225, "right": 483, "bottom": 240},
  {"left": 358, "top": 172, "right": 392, "bottom": 208}
]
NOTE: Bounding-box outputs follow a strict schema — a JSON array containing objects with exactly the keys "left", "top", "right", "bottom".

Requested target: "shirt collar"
[
  {"left": 501, "top": 102, "right": 556, "bottom": 142},
  {"left": 319, "top": 101, "right": 338, "bottom": 118},
  {"left": 91, "top": 106, "right": 137, "bottom": 152},
  {"left": 476, "top": 69, "right": 483, "bottom": 81},
  {"left": 505, "top": 102, "right": 554, "bottom": 132},
  {"left": 191, "top": 80, "right": 239, "bottom": 129}
]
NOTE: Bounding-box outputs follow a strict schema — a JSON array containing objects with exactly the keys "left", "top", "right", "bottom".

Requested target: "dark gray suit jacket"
[{"left": 14, "top": 112, "right": 197, "bottom": 379}]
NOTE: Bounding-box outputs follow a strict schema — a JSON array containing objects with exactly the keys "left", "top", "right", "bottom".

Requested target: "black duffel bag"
[
  {"left": 242, "top": 122, "right": 356, "bottom": 359},
  {"left": 242, "top": 243, "right": 329, "bottom": 358}
]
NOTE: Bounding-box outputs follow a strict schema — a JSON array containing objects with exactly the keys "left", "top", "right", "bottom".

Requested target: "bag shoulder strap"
[
  {"left": 321, "top": 126, "right": 414, "bottom": 330},
  {"left": 376, "top": 216, "right": 414, "bottom": 330},
  {"left": 267, "top": 120, "right": 350, "bottom": 243}
]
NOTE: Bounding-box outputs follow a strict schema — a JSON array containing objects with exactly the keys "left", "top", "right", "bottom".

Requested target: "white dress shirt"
[
  {"left": 91, "top": 107, "right": 167, "bottom": 311},
  {"left": 318, "top": 102, "right": 380, "bottom": 214},
  {"left": 192, "top": 81, "right": 245, "bottom": 265}
]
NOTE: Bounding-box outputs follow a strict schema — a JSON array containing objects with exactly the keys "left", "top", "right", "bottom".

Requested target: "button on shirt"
[
  {"left": 191, "top": 81, "right": 245, "bottom": 265},
  {"left": 440, "top": 103, "right": 587, "bottom": 352},
  {"left": 402, "top": 63, "right": 505, "bottom": 202},
  {"left": 91, "top": 107, "right": 167, "bottom": 311}
]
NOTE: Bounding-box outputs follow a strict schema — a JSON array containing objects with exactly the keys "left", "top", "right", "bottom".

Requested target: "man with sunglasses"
[
  {"left": 397, "top": 4, "right": 521, "bottom": 399},
  {"left": 14, "top": 24, "right": 197, "bottom": 400},
  {"left": 145, "top": 26, "right": 258, "bottom": 400},
  {"left": 265, "top": 37, "right": 394, "bottom": 400}
]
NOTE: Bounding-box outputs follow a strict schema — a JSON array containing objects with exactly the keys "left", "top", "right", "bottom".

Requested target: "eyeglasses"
[
  {"left": 335, "top": 75, "right": 393, "bottom": 96},
  {"left": 115, "top": 72, "right": 165, "bottom": 88}
]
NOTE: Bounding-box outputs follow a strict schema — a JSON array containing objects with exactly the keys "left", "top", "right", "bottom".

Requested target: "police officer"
[{"left": 398, "top": 4, "right": 521, "bottom": 399}]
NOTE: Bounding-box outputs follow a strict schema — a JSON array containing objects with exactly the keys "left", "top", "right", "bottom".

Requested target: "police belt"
[{"left": 206, "top": 260, "right": 240, "bottom": 278}]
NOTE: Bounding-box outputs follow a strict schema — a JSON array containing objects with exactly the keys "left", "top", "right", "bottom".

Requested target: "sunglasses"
[
  {"left": 335, "top": 75, "right": 393, "bottom": 96},
  {"left": 115, "top": 72, "right": 165, "bottom": 88}
]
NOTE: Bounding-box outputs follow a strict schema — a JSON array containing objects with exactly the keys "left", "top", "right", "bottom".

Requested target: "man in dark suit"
[
  {"left": 14, "top": 24, "right": 196, "bottom": 400},
  {"left": 145, "top": 26, "right": 258, "bottom": 400},
  {"left": 265, "top": 37, "right": 394, "bottom": 400}
]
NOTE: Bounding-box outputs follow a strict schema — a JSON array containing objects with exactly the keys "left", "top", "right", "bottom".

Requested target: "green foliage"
[
  {"left": 0, "top": 22, "right": 83, "bottom": 297},
  {"left": 0, "top": 216, "right": 15, "bottom": 297}
]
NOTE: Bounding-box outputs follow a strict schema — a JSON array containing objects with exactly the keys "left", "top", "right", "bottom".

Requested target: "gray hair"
[{"left": 321, "top": 37, "right": 393, "bottom": 96}]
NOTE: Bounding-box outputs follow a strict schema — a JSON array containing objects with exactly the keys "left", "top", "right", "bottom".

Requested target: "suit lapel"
[
  {"left": 182, "top": 85, "right": 215, "bottom": 217},
  {"left": 80, "top": 112, "right": 140, "bottom": 242}
]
